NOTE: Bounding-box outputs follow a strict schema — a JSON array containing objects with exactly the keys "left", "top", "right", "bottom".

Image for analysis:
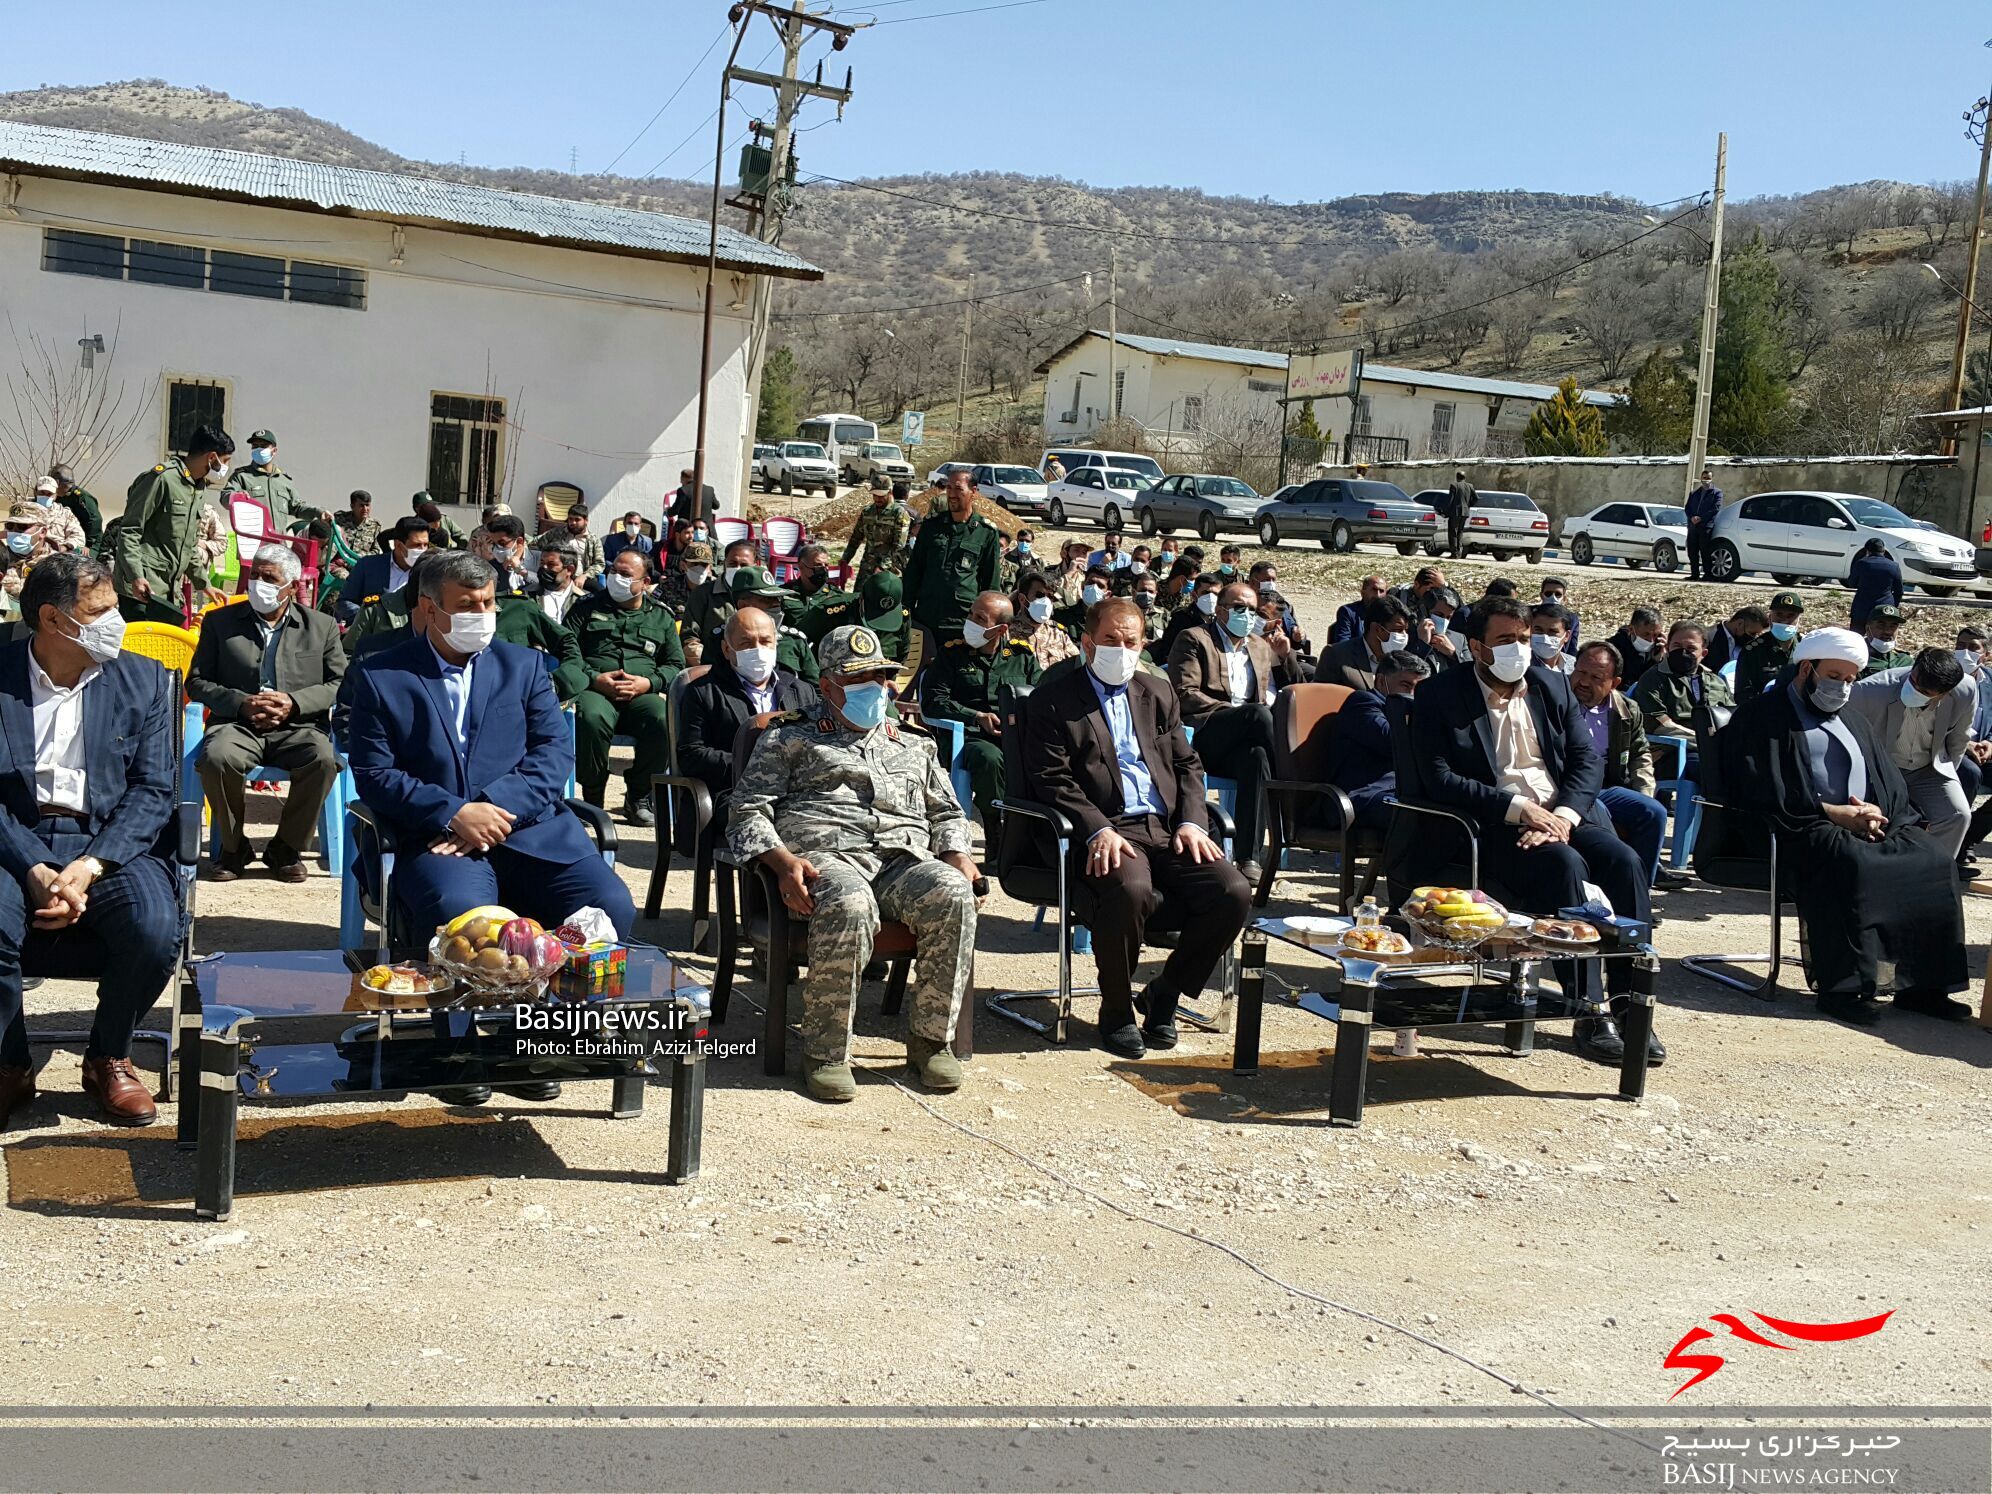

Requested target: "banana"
[{"left": 445, "top": 905, "right": 515, "bottom": 937}]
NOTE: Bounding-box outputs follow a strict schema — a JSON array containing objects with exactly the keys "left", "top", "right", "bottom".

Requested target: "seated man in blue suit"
[
  {"left": 345, "top": 551, "right": 635, "bottom": 948},
  {"left": 0, "top": 554, "right": 181, "bottom": 1127},
  {"left": 335, "top": 514, "right": 431, "bottom": 626},
  {"left": 1410, "top": 594, "right": 1660, "bottom": 1067},
  {"left": 1327, "top": 652, "right": 1428, "bottom": 832}
]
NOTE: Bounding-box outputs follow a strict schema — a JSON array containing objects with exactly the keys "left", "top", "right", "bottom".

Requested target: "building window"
[
  {"left": 211, "top": 250, "right": 287, "bottom": 299},
  {"left": 1430, "top": 401, "right": 1456, "bottom": 456},
  {"left": 1113, "top": 370, "right": 1125, "bottom": 419},
  {"left": 130, "top": 239, "right": 206, "bottom": 290},
  {"left": 1247, "top": 378, "right": 1282, "bottom": 394},
  {"left": 1352, "top": 394, "right": 1374, "bottom": 436},
  {"left": 43, "top": 228, "right": 126, "bottom": 279},
  {"left": 428, "top": 393, "right": 506, "bottom": 508},
  {"left": 166, "top": 378, "right": 229, "bottom": 454},
  {"left": 1181, "top": 395, "right": 1203, "bottom": 432},
  {"left": 291, "top": 261, "right": 367, "bottom": 310}
]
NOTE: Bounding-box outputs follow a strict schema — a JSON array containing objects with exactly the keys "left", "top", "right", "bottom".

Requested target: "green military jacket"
[
  {"left": 344, "top": 587, "right": 587, "bottom": 700},
  {"left": 785, "top": 581, "right": 849, "bottom": 634},
  {"left": 681, "top": 576, "right": 733, "bottom": 654},
  {"left": 777, "top": 625, "right": 822, "bottom": 684},
  {"left": 1629, "top": 662, "right": 1734, "bottom": 736},
  {"left": 61, "top": 488, "right": 104, "bottom": 551},
  {"left": 113, "top": 460, "right": 208, "bottom": 601},
  {"left": 567, "top": 591, "right": 685, "bottom": 690},
  {"left": 923, "top": 634, "right": 1042, "bottom": 739},
  {"left": 841, "top": 501, "right": 912, "bottom": 579},
  {"left": 1733, "top": 633, "right": 1794, "bottom": 699},
  {"left": 228, "top": 465, "right": 314, "bottom": 531},
  {"left": 1859, "top": 645, "right": 1914, "bottom": 679},
  {"left": 901, "top": 511, "right": 1002, "bottom": 635}
]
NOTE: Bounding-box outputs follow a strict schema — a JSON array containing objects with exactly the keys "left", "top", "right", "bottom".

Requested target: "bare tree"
[
  {"left": 1773, "top": 259, "right": 1838, "bottom": 376},
  {"left": 1369, "top": 250, "right": 1435, "bottom": 307},
  {"left": 1860, "top": 261, "right": 1945, "bottom": 346},
  {"left": 1820, "top": 185, "right": 1884, "bottom": 258},
  {"left": 0, "top": 316, "right": 155, "bottom": 495},
  {"left": 1569, "top": 266, "right": 1650, "bottom": 379},
  {"left": 1799, "top": 332, "right": 1936, "bottom": 455},
  {"left": 1920, "top": 179, "right": 1975, "bottom": 251},
  {"left": 1491, "top": 293, "right": 1547, "bottom": 371}
]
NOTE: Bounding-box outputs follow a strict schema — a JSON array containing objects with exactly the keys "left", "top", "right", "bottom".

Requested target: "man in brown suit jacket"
[
  {"left": 1028, "top": 597, "right": 1251, "bottom": 1059},
  {"left": 1164, "top": 580, "right": 1303, "bottom": 877},
  {"left": 188, "top": 543, "right": 346, "bottom": 881}
]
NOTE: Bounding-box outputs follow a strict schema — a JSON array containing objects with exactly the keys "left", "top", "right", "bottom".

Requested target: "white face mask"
[
  {"left": 1484, "top": 640, "right": 1531, "bottom": 683},
  {"left": 1530, "top": 633, "right": 1562, "bottom": 660},
  {"left": 687, "top": 566, "right": 711, "bottom": 588},
  {"left": 732, "top": 643, "right": 777, "bottom": 683},
  {"left": 1900, "top": 678, "right": 1934, "bottom": 710},
  {"left": 1956, "top": 649, "right": 1981, "bottom": 677},
  {"left": 1629, "top": 635, "right": 1654, "bottom": 654},
  {"left": 441, "top": 610, "right": 498, "bottom": 656},
  {"left": 1087, "top": 643, "right": 1139, "bottom": 688},
  {"left": 58, "top": 607, "right": 126, "bottom": 665},
  {"left": 1027, "top": 597, "right": 1054, "bottom": 624},
  {"left": 1129, "top": 562, "right": 1148, "bottom": 577},
  {"left": 962, "top": 618, "right": 1002, "bottom": 649},
  {"left": 1195, "top": 593, "right": 1218, "bottom": 617},
  {"left": 1381, "top": 631, "right": 1409, "bottom": 654},
  {"left": 625, "top": 524, "right": 642, "bottom": 537},
  {"left": 605, "top": 572, "right": 640, "bottom": 603},
  {"left": 247, "top": 579, "right": 287, "bottom": 616},
  {"left": 724, "top": 565, "right": 748, "bottom": 587}
]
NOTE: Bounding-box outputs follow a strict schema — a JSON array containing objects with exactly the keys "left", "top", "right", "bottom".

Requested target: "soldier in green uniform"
[
  {"left": 682, "top": 536, "right": 752, "bottom": 664},
  {"left": 48, "top": 463, "right": 103, "bottom": 552},
  {"left": 902, "top": 469, "right": 1002, "bottom": 639},
  {"left": 783, "top": 542, "right": 847, "bottom": 631},
  {"left": 1858, "top": 603, "right": 1915, "bottom": 678},
  {"left": 840, "top": 474, "right": 912, "bottom": 582},
  {"left": 922, "top": 590, "right": 1041, "bottom": 831},
  {"left": 228, "top": 429, "right": 319, "bottom": 532},
  {"left": 1053, "top": 567, "right": 1112, "bottom": 637},
  {"left": 344, "top": 555, "right": 587, "bottom": 697},
  {"left": 567, "top": 548, "right": 685, "bottom": 824},
  {"left": 112, "top": 424, "right": 235, "bottom": 623},
  {"left": 1734, "top": 589, "right": 1804, "bottom": 699},
  {"left": 731, "top": 567, "right": 820, "bottom": 683}
]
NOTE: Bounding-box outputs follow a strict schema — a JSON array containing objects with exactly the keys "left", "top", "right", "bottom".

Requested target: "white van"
[
  {"left": 798, "top": 412, "right": 879, "bottom": 475},
  {"left": 1039, "top": 447, "right": 1165, "bottom": 483}
]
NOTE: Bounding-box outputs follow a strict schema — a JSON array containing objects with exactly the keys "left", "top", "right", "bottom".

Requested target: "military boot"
[
  {"left": 907, "top": 1037, "right": 963, "bottom": 1093},
  {"left": 804, "top": 1061, "right": 857, "bottom": 1102}
]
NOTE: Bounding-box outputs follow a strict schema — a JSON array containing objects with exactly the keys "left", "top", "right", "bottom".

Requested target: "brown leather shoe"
[
  {"left": 265, "top": 841, "right": 309, "bottom": 884},
  {"left": 80, "top": 1056, "right": 157, "bottom": 1126},
  {"left": 0, "top": 1064, "right": 36, "bottom": 1125},
  {"left": 204, "top": 843, "right": 254, "bottom": 882}
]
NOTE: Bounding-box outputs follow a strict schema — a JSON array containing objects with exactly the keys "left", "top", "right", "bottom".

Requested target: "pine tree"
[
  {"left": 1523, "top": 376, "right": 1608, "bottom": 456},
  {"left": 1690, "top": 237, "right": 1797, "bottom": 455},
  {"left": 1291, "top": 398, "right": 1323, "bottom": 441},
  {"left": 756, "top": 346, "right": 800, "bottom": 442},
  {"left": 1605, "top": 350, "right": 1694, "bottom": 456}
]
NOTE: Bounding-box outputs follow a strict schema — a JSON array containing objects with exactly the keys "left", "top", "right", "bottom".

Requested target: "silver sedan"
[{"left": 1136, "top": 473, "right": 1264, "bottom": 541}]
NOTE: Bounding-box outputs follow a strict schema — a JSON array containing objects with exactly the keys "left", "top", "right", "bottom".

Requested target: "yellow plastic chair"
[{"left": 121, "top": 620, "right": 200, "bottom": 680}]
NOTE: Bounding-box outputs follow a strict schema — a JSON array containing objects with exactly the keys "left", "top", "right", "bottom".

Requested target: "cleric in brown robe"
[{"left": 1720, "top": 627, "right": 1968, "bottom": 1025}]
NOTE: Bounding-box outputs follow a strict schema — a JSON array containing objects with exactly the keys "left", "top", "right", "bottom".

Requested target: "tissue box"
[{"left": 551, "top": 941, "right": 627, "bottom": 999}]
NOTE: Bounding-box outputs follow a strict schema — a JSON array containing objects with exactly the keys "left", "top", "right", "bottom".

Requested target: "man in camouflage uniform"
[
  {"left": 567, "top": 548, "right": 686, "bottom": 824},
  {"left": 923, "top": 590, "right": 1041, "bottom": 831},
  {"left": 729, "top": 624, "right": 979, "bottom": 1102},
  {"left": 840, "top": 474, "right": 911, "bottom": 582},
  {"left": 683, "top": 537, "right": 751, "bottom": 661},
  {"left": 228, "top": 428, "right": 319, "bottom": 531},
  {"left": 731, "top": 567, "right": 820, "bottom": 683},
  {"left": 113, "top": 424, "right": 235, "bottom": 623},
  {"left": 654, "top": 537, "right": 706, "bottom": 619},
  {"left": 330, "top": 490, "right": 381, "bottom": 575}
]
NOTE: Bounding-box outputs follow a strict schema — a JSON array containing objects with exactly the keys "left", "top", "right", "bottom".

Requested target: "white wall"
[
  {"left": 1348, "top": 382, "right": 1499, "bottom": 459},
  {"left": 1040, "top": 337, "right": 1285, "bottom": 445},
  {"left": 0, "top": 175, "right": 761, "bottom": 524}
]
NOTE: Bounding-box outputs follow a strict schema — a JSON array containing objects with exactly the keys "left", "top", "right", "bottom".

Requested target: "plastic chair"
[
  {"left": 1183, "top": 722, "right": 1241, "bottom": 826},
  {"left": 535, "top": 481, "right": 585, "bottom": 533},
  {"left": 201, "top": 760, "right": 350, "bottom": 873},
  {"left": 1652, "top": 734, "right": 1702, "bottom": 870},
  {"left": 1259, "top": 683, "right": 1380, "bottom": 911},
  {"left": 121, "top": 621, "right": 200, "bottom": 681},
  {"left": 712, "top": 516, "right": 754, "bottom": 555},
  {"left": 762, "top": 516, "right": 806, "bottom": 581}
]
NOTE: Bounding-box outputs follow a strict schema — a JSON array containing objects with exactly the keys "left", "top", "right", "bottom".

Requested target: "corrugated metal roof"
[
  {"left": 0, "top": 120, "right": 821, "bottom": 279},
  {"left": 1049, "top": 331, "right": 1618, "bottom": 407}
]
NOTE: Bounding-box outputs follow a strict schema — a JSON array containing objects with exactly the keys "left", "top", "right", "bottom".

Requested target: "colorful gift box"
[{"left": 550, "top": 941, "right": 628, "bottom": 1000}]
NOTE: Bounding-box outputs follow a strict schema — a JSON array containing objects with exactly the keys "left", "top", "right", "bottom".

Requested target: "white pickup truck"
[{"left": 762, "top": 441, "right": 839, "bottom": 498}]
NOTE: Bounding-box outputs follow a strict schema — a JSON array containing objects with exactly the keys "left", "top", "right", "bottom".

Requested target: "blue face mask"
[
  {"left": 1900, "top": 678, "right": 1934, "bottom": 710},
  {"left": 1769, "top": 622, "right": 1796, "bottom": 642},
  {"left": 1158, "top": 552, "right": 1176, "bottom": 568},
  {"left": 1218, "top": 564, "right": 1235, "bottom": 577},
  {"left": 1016, "top": 541, "right": 1031, "bottom": 555},
  {"left": 1225, "top": 606, "right": 1253, "bottom": 639},
  {"left": 5, "top": 532, "right": 31, "bottom": 555},
  {"left": 837, "top": 681, "right": 890, "bottom": 729}
]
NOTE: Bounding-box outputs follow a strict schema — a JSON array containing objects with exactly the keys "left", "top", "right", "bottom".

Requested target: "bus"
[{"left": 797, "top": 412, "right": 879, "bottom": 478}]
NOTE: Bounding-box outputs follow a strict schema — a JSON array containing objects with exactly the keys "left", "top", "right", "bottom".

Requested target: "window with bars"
[
  {"left": 166, "top": 379, "right": 229, "bottom": 454},
  {"left": 1429, "top": 402, "right": 1456, "bottom": 456},
  {"left": 428, "top": 393, "right": 506, "bottom": 508},
  {"left": 42, "top": 228, "right": 125, "bottom": 278},
  {"left": 1113, "top": 369, "right": 1125, "bottom": 418},
  {"left": 1352, "top": 394, "right": 1374, "bottom": 436},
  {"left": 1181, "top": 395, "right": 1203, "bottom": 432},
  {"left": 41, "top": 228, "right": 365, "bottom": 310},
  {"left": 211, "top": 250, "right": 286, "bottom": 299}
]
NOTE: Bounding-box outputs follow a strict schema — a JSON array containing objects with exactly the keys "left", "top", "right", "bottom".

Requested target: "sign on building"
[
  {"left": 1286, "top": 349, "right": 1362, "bottom": 402},
  {"left": 902, "top": 410, "right": 926, "bottom": 447}
]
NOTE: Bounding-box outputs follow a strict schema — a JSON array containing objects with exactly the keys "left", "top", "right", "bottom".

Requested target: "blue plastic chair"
[
  {"left": 1652, "top": 733, "right": 1702, "bottom": 870},
  {"left": 183, "top": 703, "right": 348, "bottom": 871},
  {"left": 1184, "top": 722, "right": 1242, "bottom": 826},
  {"left": 553, "top": 653, "right": 639, "bottom": 803},
  {"left": 924, "top": 716, "right": 975, "bottom": 819}
]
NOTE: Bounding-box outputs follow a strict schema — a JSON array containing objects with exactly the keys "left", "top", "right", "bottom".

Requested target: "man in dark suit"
[
  {"left": 603, "top": 512, "right": 657, "bottom": 569},
  {"left": 1411, "top": 595, "right": 1659, "bottom": 1065},
  {"left": 667, "top": 469, "right": 720, "bottom": 531},
  {"left": 1328, "top": 574, "right": 1386, "bottom": 647},
  {"left": 0, "top": 554, "right": 181, "bottom": 1126},
  {"left": 1328, "top": 653, "right": 1429, "bottom": 832},
  {"left": 336, "top": 515, "right": 431, "bottom": 626},
  {"left": 1847, "top": 540, "right": 1902, "bottom": 631},
  {"left": 676, "top": 607, "right": 820, "bottom": 836},
  {"left": 189, "top": 543, "right": 347, "bottom": 882},
  {"left": 1320, "top": 596, "right": 1415, "bottom": 692},
  {"left": 344, "top": 551, "right": 634, "bottom": 942},
  {"left": 1029, "top": 597, "right": 1251, "bottom": 1059}
]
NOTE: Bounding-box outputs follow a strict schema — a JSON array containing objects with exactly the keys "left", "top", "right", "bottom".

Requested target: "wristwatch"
[{"left": 77, "top": 856, "right": 106, "bottom": 883}]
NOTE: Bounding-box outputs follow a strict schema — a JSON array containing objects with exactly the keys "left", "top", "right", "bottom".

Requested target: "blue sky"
[{"left": 7, "top": 0, "right": 1990, "bottom": 203}]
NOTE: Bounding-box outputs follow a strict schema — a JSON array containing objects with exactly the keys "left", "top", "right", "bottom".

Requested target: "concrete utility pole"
[
  {"left": 1947, "top": 66, "right": 1992, "bottom": 430},
  {"left": 1105, "top": 246, "right": 1118, "bottom": 434},
  {"left": 1683, "top": 132, "right": 1727, "bottom": 506},
  {"left": 954, "top": 274, "right": 975, "bottom": 447}
]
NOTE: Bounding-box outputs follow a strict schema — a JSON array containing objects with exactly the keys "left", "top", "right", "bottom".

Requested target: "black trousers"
[
  {"left": 1686, "top": 527, "right": 1712, "bottom": 579},
  {"left": 1190, "top": 704, "right": 1272, "bottom": 860},
  {"left": 0, "top": 819, "right": 181, "bottom": 1067},
  {"left": 1074, "top": 815, "right": 1251, "bottom": 1029},
  {"left": 1479, "top": 817, "right": 1648, "bottom": 997},
  {"left": 1446, "top": 514, "right": 1468, "bottom": 557}
]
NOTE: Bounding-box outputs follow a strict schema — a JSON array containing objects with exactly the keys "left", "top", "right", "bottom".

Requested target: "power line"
[
  {"left": 771, "top": 268, "right": 1096, "bottom": 319},
  {"left": 872, "top": 0, "right": 1054, "bottom": 22},
  {"left": 600, "top": 21, "right": 732, "bottom": 174},
  {"left": 637, "top": 40, "right": 781, "bottom": 180}
]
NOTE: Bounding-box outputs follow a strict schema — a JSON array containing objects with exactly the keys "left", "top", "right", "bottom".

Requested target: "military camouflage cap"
[
  {"left": 868, "top": 473, "right": 891, "bottom": 492},
  {"left": 684, "top": 541, "right": 714, "bottom": 563},
  {"left": 819, "top": 624, "right": 899, "bottom": 678}
]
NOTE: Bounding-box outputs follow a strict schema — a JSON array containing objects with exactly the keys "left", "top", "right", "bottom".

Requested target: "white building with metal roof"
[
  {"left": 1036, "top": 329, "right": 1618, "bottom": 462},
  {"left": 0, "top": 120, "right": 821, "bottom": 526}
]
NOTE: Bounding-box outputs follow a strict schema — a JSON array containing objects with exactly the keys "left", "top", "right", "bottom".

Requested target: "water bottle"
[{"left": 1355, "top": 895, "right": 1382, "bottom": 931}]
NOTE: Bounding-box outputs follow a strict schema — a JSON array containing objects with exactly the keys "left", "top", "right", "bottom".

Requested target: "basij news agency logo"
[{"left": 1663, "top": 1308, "right": 1893, "bottom": 1398}]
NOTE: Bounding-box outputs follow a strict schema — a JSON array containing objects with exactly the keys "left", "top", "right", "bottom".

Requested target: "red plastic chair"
[
  {"left": 712, "top": 516, "right": 754, "bottom": 557},
  {"left": 761, "top": 516, "right": 807, "bottom": 581},
  {"left": 226, "top": 494, "right": 323, "bottom": 607}
]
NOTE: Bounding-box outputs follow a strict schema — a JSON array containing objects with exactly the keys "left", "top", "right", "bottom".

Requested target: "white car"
[
  {"left": 748, "top": 442, "right": 781, "bottom": 491},
  {"left": 1411, "top": 488, "right": 1550, "bottom": 561},
  {"left": 764, "top": 441, "right": 838, "bottom": 498},
  {"left": 1045, "top": 466, "right": 1155, "bottom": 530},
  {"left": 1706, "top": 490, "right": 1978, "bottom": 595},
  {"left": 1039, "top": 447, "right": 1166, "bottom": 484},
  {"left": 1559, "top": 501, "right": 1690, "bottom": 572},
  {"left": 970, "top": 463, "right": 1050, "bottom": 517}
]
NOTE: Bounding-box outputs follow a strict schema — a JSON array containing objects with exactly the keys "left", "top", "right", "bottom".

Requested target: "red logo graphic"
[{"left": 1663, "top": 1310, "right": 1893, "bottom": 1398}]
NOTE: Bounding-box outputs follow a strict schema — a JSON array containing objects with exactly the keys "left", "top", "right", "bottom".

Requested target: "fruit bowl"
[
  {"left": 428, "top": 905, "right": 572, "bottom": 1005},
  {"left": 1399, "top": 886, "right": 1510, "bottom": 951}
]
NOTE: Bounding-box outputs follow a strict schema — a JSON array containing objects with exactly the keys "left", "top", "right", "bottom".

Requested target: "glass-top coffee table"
[
  {"left": 177, "top": 946, "right": 711, "bottom": 1220},
  {"left": 1234, "top": 916, "right": 1659, "bottom": 1127}
]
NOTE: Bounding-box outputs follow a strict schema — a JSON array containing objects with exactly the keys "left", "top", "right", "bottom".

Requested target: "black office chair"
[
  {"left": 1684, "top": 721, "right": 1808, "bottom": 1000},
  {"left": 989, "top": 686, "right": 1237, "bottom": 1044},
  {"left": 1379, "top": 694, "right": 1511, "bottom": 905},
  {"left": 642, "top": 665, "right": 716, "bottom": 948},
  {"left": 1259, "top": 682, "right": 1383, "bottom": 911}
]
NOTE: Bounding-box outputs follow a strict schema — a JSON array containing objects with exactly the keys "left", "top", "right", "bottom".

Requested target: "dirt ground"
[{"left": 2, "top": 559, "right": 1989, "bottom": 1423}]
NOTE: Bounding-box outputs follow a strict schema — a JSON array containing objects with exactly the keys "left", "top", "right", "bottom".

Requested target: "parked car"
[
  {"left": 1412, "top": 488, "right": 1549, "bottom": 561},
  {"left": 1045, "top": 466, "right": 1155, "bottom": 529},
  {"left": 1558, "top": 501, "right": 1690, "bottom": 572},
  {"left": 1038, "top": 447, "right": 1167, "bottom": 483},
  {"left": 764, "top": 441, "right": 839, "bottom": 498},
  {"left": 1138, "top": 474, "right": 1263, "bottom": 540},
  {"left": 1706, "top": 490, "right": 1978, "bottom": 594},
  {"left": 748, "top": 443, "right": 781, "bottom": 491},
  {"left": 970, "top": 463, "right": 1051, "bottom": 516},
  {"left": 926, "top": 460, "right": 972, "bottom": 487},
  {"left": 844, "top": 441, "right": 916, "bottom": 487},
  {"left": 1257, "top": 478, "right": 1438, "bottom": 554}
]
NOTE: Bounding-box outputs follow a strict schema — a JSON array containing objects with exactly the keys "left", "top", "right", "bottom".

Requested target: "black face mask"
[
  {"left": 539, "top": 570, "right": 562, "bottom": 590},
  {"left": 1666, "top": 647, "right": 1699, "bottom": 676},
  {"left": 803, "top": 567, "right": 828, "bottom": 590}
]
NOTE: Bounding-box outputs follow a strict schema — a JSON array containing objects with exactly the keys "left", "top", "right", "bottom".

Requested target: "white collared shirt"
[
  {"left": 539, "top": 585, "right": 574, "bottom": 622},
  {"left": 1214, "top": 625, "right": 1253, "bottom": 706},
  {"left": 28, "top": 645, "right": 99, "bottom": 813},
  {"left": 1474, "top": 673, "right": 1579, "bottom": 827}
]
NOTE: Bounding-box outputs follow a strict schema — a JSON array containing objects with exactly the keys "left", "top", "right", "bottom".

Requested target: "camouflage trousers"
[{"left": 800, "top": 849, "right": 976, "bottom": 1064}]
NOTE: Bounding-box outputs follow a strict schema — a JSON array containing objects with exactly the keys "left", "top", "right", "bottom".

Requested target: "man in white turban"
[{"left": 1714, "top": 627, "right": 1968, "bottom": 1023}]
